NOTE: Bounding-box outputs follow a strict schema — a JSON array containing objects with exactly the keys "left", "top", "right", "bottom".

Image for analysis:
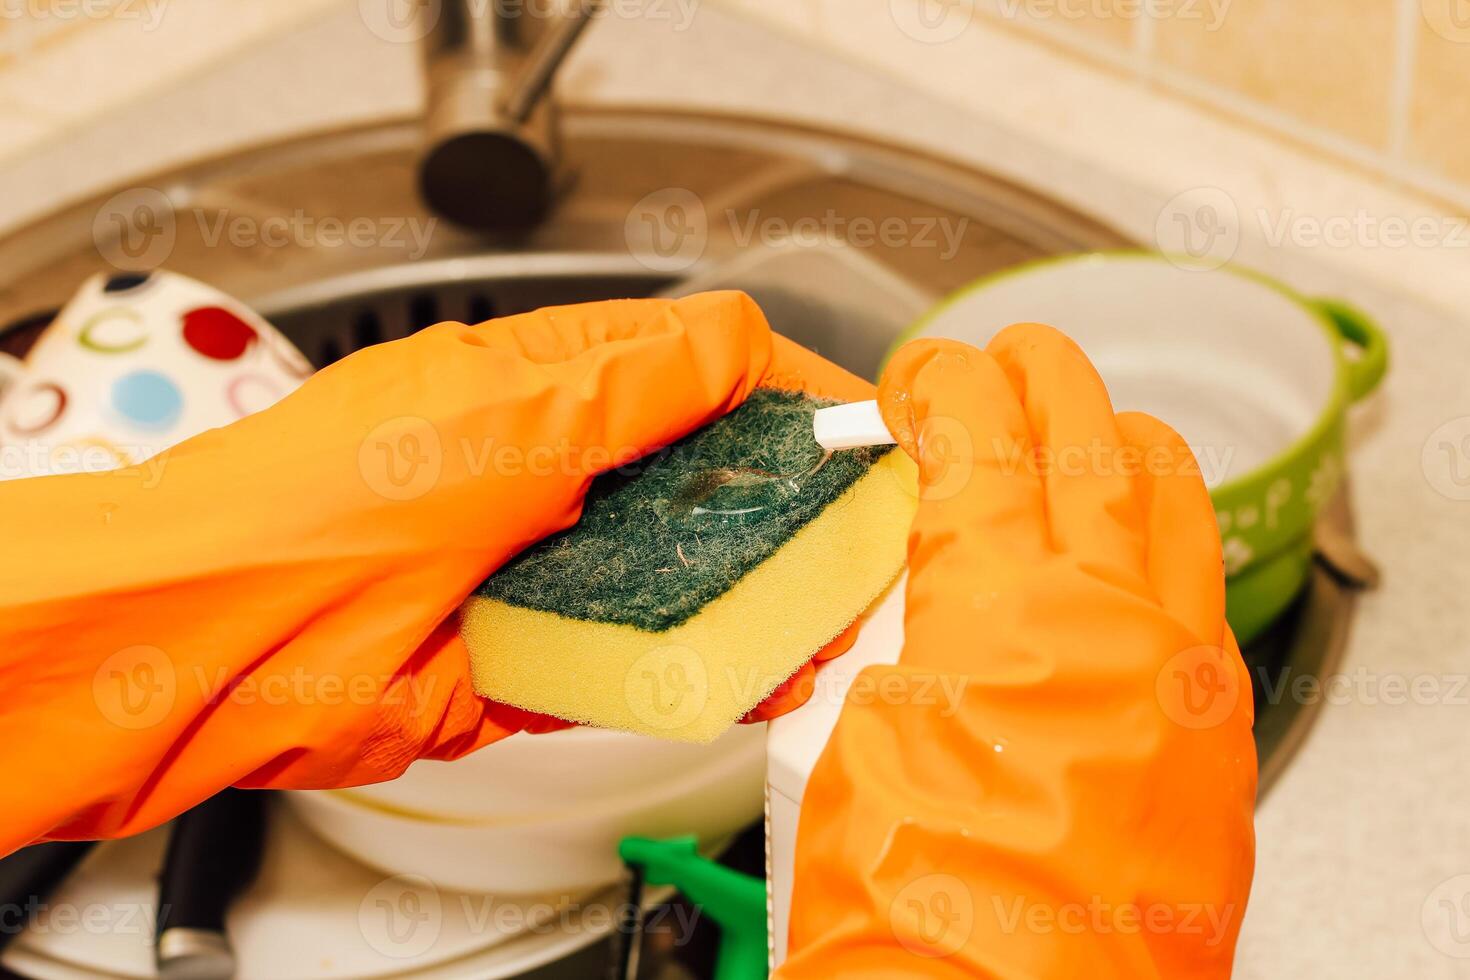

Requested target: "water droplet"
[{"left": 670, "top": 451, "right": 834, "bottom": 518}]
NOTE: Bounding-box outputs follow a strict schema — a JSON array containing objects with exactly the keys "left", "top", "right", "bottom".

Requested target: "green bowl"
[{"left": 890, "top": 253, "right": 1388, "bottom": 643}]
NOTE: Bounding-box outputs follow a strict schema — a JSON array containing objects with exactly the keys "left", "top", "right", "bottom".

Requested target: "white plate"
[
  {"left": 287, "top": 721, "right": 766, "bottom": 896},
  {"left": 342, "top": 719, "right": 764, "bottom": 823},
  {"left": 1, "top": 801, "right": 641, "bottom": 980}
]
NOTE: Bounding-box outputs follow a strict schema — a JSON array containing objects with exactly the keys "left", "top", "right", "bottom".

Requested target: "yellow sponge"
[{"left": 461, "top": 389, "right": 916, "bottom": 743}]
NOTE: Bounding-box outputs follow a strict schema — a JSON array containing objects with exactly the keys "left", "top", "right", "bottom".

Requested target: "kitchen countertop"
[{"left": 3, "top": 2, "right": 1468, "bottom": 976}]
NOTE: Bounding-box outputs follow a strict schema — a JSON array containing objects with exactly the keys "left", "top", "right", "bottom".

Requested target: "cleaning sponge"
[{"left": 461, "top": 387, "right": 916, "bottom": 743}]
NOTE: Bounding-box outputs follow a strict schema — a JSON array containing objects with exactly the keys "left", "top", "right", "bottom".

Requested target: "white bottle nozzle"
[{"left": 812, "top": 400, "right": 897, "bottom": 451}]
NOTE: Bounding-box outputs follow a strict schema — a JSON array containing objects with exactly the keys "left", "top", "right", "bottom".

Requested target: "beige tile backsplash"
[
  {"left": 982, "top": 0, "right": 1138, "bottom": 50},
  {"left": 0, "top": 0, "right": 1468, "bottom": 208},
  {"left": 1408, "top": 5, "right": 1470, "bottom": 187},
  {"left": 980, "top": 0, "right": 1469, "bottom": 204},
  {"left": 744, "top": 0, "right": 1470, "bottom": 211},
  {"left": 1153, "top": 0, "right": 1398, "bottom": 149},
  {"left": 0, "top": 0, "right": 341, "bottom": 159}
]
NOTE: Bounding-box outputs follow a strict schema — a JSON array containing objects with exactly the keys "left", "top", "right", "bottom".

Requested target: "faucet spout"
[{"left": 418, "top": 0, "right": 600, "bottom": 230}]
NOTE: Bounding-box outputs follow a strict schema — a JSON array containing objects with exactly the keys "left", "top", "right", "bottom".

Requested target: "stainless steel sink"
[
  {"left": 0, "top": 109, "right": 1124, "bottom": 357},
  {"left": 0, "top": 107, "right": 1350, "bottom": 793}
]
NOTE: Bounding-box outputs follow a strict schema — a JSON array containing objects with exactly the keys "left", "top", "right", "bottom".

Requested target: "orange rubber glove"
[
  {"left": 780, "top": 326, "right": 1257, "bottom": 979},
  {"left": 0, "top": 291, "right": 864, "bottom": 855}
]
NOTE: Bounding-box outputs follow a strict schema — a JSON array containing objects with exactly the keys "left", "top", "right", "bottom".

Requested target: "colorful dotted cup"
[{"left": 0, "top": 271, "right": 313, "bottom": 480}]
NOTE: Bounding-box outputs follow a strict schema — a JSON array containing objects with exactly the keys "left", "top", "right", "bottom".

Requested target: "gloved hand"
[
  {"left": 780, "top": 326, "right": 1257, "bottom": 979},
  {"left": 0, "top": 291, "right": 868, "bottom": 854}
]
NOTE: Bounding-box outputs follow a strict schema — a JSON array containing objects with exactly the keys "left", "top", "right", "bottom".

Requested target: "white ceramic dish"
[
  {"left": 339, "top": 722, "right": 763, "bottom": 822},
  {"left": 1, "top": 801, "right": 644, "bottom": 980},
  {"left": 286, "top": 723, "right": 766, "bottom": 895}
]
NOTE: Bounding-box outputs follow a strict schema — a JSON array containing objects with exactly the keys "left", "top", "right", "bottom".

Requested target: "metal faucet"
[{"left": 418, "top": 0, "right": 600, "bottom": 230}]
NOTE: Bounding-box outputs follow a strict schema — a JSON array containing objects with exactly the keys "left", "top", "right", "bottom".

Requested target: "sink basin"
[
  {"left": 0, "top": 108, "right": 1348, "bottom": 795},
  {"left": 0, "top": 108, "right": 1125, "bottom": 364}
]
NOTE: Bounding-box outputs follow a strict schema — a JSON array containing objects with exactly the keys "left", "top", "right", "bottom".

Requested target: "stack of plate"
[
  {"left": 286, "top": 724, "right": 768, "bottom": 896},
  {"left": 2, "top": 804, "right": 666, "bottom": 980}
]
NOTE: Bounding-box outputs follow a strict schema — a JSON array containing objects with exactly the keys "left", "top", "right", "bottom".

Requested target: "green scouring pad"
[{"left": 461, "top": 388, "right": 917, "bottom": 742}]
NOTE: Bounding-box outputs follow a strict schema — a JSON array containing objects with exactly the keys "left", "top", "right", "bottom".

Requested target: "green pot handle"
[{"left": 1312, "top": 298, "right": 1388, "bottom": 402}]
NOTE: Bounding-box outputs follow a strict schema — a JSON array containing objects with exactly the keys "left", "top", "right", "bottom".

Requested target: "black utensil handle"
[
  {"left": 155, "top": 789, "right": 267, "bottom": 978},
  {"left": 0, "top": 841, "right": 96, "bottom": 954},
  {"left": 609, "top": 864, "right": 645, "bottom": 980}
]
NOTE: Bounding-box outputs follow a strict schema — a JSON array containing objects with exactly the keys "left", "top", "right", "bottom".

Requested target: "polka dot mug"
[{"left": 0, "top": 270, "right": 313, "bottom": 481}]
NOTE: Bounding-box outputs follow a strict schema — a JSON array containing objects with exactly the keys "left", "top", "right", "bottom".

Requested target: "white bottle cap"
[{"left": 812, "top": 399, "right": 897, "bottom": 451}]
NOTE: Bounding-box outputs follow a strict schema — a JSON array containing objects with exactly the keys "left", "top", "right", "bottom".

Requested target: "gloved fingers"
[
  {"left": 878, "top": 338, "right": 1048, "bottom": 575},
  {"left": 739, "top": 622, "right": 859, "bottom": 724},
  {"left": 377, "top": 598, "right": 573, "bottom": 754},
  {"left": 414, "top": 307, "right": 867, "bottom": 741},
  {"left": 554, "top": 292, "right": 775, "bottom": 476},
  {"left": 741, "top": 661, "right": 817, "bottom": 725},
  {"left": 1115, "top": 411, "right": 1226, "bottom": 644},
  {"left": 461, "top": 290, "right": 760, "bottom": 365},
  {"left": 986, "top": 323, "right": 1148, "bottom": 581},
  {"left": 813, "top": 620, "right": 860, "bottom": 663},
  {"left": 341, "top": 597, "right": 572, "bottom": 768},
  {"left": 468, "top": 290, "right": 869, "bottom": 398},
  {"left": 764, "top": 333, "right": 877, "bottom": 403},
  {"left": 301, "top": 621, "right": 528, "bottom": 775},
  {"left": 509, "top": 710, "right": 580, "bottom": 736},
  {"left": 435, "top": 290, "right": 776, "bottom": 482}
]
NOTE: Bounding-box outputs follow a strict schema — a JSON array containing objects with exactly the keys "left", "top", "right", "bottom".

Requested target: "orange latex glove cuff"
[{"left": 780, "top": 328, "right": 1257, "bottom": 979}]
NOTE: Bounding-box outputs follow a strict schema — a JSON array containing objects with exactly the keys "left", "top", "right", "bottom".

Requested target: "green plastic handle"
[
  {"left": 619, "top": 836, "right": 768, "bottom": 980},
  {"left": 1313, "top": 297, "right": 1388, "bottom": 402}
]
